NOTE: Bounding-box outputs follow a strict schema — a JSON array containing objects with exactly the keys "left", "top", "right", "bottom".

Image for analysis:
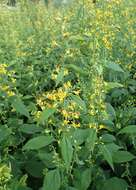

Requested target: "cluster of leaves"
[{"left": 0, "top": 0, "right": 136, "bottom": 189}]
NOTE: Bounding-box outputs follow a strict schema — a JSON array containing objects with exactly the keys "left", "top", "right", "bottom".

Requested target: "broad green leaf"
[
  {"left": 60, "top": 135, "right": 73, "bottom": 171},
  {"left": 118, "top": 125, "right": 136, "bottom": 135},
  {"left": 113, "top": 151, "right": 135, "bottom": 163},
  {"left": 11, "top": 97, "right": 30, "bottom": 118},
  {"left": 105, "top": 143, "right": 122, "bottom": 154},
  {"left": 104, "top": 82, "right": 123, "bottom": 91},
  {"left": 0, "top": 125, "right": 11, "bottom": 143},
  {"left": 25, "top": 159, "right": 44, "bottom": 178},
  {"left": 101, "top": 134, "right": 116, "bottom": 143},
  {"left": 71, "top": 95, "right": 86, "bottom": 112},
  {"left": 42, "top": 169, "right": 61, "bottom": 190},
  {"left": 73, "top": 128, "right": 91, "bottom": 145},
  {"left": 23, "top": 135, "right": 54, "bottom": 150},
  {"left": 19, "top": 124, "right": 42, "bottom": 134},
  {"left": 66, "top": 64, "right": 88, "bottom": 76},
  {"left": 86, "top": 128, "right": 97, "bottom": 152},
  {"left": 104, "top": 62, "right": 124, "bottom": 72},
  {"left": 39, "top": 108, "right": 56, "bottom": 124},
  {"left": 66, "top": 187, "right": 78, "bottom": 190},
  {"left": 106, "top": 103, "right": 116, "bottom": 121},
  {"left": 99, "top": 144, "right": 114, "bottom": 170},
  {"left": 17, "top": 187, "right": 32, "bottom": 190},
  {"left": 56, "top": 68, "right": 64, "bottom": 86},
  {"left": 38, "top": 151, "right": 56, "bottom": 168},
  {"left": 100, "top": 119, "right": 115, "bottom": 132},
  {"left": 102, "top": 177, "right": 128, "bottom": 190},
  {"left": 73, "top": 168, "right": 92, "bottom": 190}
]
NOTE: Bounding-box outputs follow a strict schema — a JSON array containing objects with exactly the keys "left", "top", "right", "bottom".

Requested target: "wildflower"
[
  {"left": 0, "top": 64, "right": 7, "bottom": 75},
  {"left": 0, "top": 164, "right": 12, "bottom": 186}
]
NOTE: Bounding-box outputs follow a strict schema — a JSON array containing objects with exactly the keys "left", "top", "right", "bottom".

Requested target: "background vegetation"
[{"left": 0, "top": 0, "right": 136, "bottom": 189}]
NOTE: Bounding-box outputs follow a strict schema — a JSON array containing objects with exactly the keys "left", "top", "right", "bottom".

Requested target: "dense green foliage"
[{"left": 0, "top": 0, "right": 136, "bottom": 189}]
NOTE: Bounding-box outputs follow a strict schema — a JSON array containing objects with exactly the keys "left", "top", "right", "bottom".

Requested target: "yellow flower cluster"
[
  {"left": 0, "top": 85, "right": 15, "bottom": 97},
  {"left": 0, "top": 64, "right": 7, "bottom": 75},
  {"left": 0, "top": 164, "right": 12, "bottom": 186}
]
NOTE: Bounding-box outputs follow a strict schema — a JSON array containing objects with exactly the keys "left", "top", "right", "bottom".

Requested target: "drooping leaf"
[
  {"left": 99, "top": 144, "right": 114, "bottom": 170},
  {"left": 23, "top": 135, "right": 55, "bottom": 150},
  {"left": 104, "top": 62, "right": 124, "bottom": 72},
  {"left": 56, "top": 68, "right": 64, "bottom": 86},
  {"left": 42, "top": 169, "right": 61, "bottom": 190},
  {"left": 86, "top": 128, "right": 97, "bottom": 152},
  {"left": 73, "top": 168, "right": 92, "bottom": 190},
  {"left": 73, "top": 128, "right": 91, "bottom": 145},
  {"left": 104, "top": 82, "right": 123, "bottom": 91},
  {"left": 39, "top": 108, "right": 56, "bottom": 124},
  {"left": 25, "top": 159, "right": 44, "bottom": 178},
  {"left": 0, "top": 125, "right": 11, "bottom": 143},
  {"left": 101, "top": 134, "right": 116, "bottom": 143},
  {"left": 118, "top": 125, "right": 136, "bottom": 135},
  {"left": 19, "top": 124, "right": 42, "bottom": 134},
  {"left": 71, "top": 94, "right": 86, "bottom": 112},
  {"left": 66, "top": 64, "right": 88, "bottom": 76},
  {"left": 105, "top": 143, "right": 122, "bottom": 154},
  {"left": 113, "top": 151, "right": 135, "bottom": 163},
  {"left": 11, "top": 96, "right": 30, "bottom": 118},
  {"left": 106, "top": 103, "right": 116, "bottom": 121},
  {"left": 60, "top": 135, "right": 73, "bottom": 171},
  {"left": 102, "top": 177, "right": 128, "bottom": 190}
]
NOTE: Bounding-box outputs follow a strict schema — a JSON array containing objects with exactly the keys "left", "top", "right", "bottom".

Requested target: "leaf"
[
  {"left": 23, "top": 135, "right": 55, "bottom": 150},
  {"left": 100, "top": 119, "right": 115, "bottom": 132},
  {"left": 113, "top": 151, "right": 135, "bottom": 163},
  {"left": 19, "top": 124, "right": 42, "bottom": 134},
  {"left": 73, "top": 128, "right": 91, "bottom": 145},
  {"left": 102, "top": 177, "right": 128, "bottom": 190},
  {"left": 99, "top": 144, "right": 114, "bottom": 170},
  {"left": 39, "top": 108, "right": 56, "bottom": 124},
  {"left": 42, "top": 169, "right": 61, "bottom": 190},
  {"left": 118, "top": 125, "right": 136, "bottom": 135},
  {"left": 66, "top": 64, "right": 88, "bottom": 76},
  {"left": 25, "top": 159, "right": 44, "bottom": 178},
  {"left": 66, "top": 187, "right": 78, "bottom": 190},
  {"left": 86, "top": 128, "right": 97, "bottom": 152},
  {"left": 106, "top": 103, "right": 116, "bottom": 121},
  {"left": 71, "top": 94, "right": 86, "bottom": 112},
  {"left": 105, "top": 143, "right": 122, "bottom": 154},
  {"left": 104, "top": 82, "right": 123, "bottom": 91},
  {"left": 38, "top": 151, "right": 56, "bottom": 168},
  {"left": 104, "top": 62, "right": 124, "bottom": 72},
  {"left": 11, "top": 96, "right": 30, "bottom": 118},
  {"left": 56, "top": 68, "right": 64, "bottom": 86},
  {"left": 60, "top": 135, "right": 73, "bottom": 171},
  {"left": 0, "top": 125, "right": 11, "bottom": 143},
  {"left": 73, "top": 168, "right": 92, "bottom": 190},
  {"left": 101, "top": 134, "right": 116, "bottom": 143}
]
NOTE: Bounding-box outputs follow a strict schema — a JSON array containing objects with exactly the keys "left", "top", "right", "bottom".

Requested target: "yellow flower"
[
  {"left": 7, "top": 90, "right": 15, "bottom": 97},
  {"left": 64, "top": 69, "right": 69, "bottom": 76},
  {"left": 99, "top": 125, "right": 107, "bottom": 130},
  {"left": 63, "top": 81, "right": 72, "bottom": 89},
  {"left": 71, "top": 122, "right": 80, "bottom": 128},
  {"left": 0, "top": 64, "right": 7, "bottom": 75}
]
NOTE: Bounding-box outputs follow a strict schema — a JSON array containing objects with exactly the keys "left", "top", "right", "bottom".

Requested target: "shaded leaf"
[
  {"left": 102, "top": 177, "right": 128, "bottom": 190},
  {"left": 113, "top": 151, "right": 135, "bottom": 163},
  {"left": 99, "top": 144, "right": 114, "bottom": 170},
  {"left": 39, "top": 108, "right": 56, "bottom": 124},
  {"left": 23, "top": 135, "right": 54, "bottom": 150},
  {"left": 118, "top": 125, "right": 136, "bottom": 135},
  {"left": 11, "top": 96, "right": 30, "bottom": 118},
  {"left": 60, "top": 135, "right": 73, "bottom": 171},
  {"left": 42, "top": 169, "right": 61, "bottom": 190}
]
